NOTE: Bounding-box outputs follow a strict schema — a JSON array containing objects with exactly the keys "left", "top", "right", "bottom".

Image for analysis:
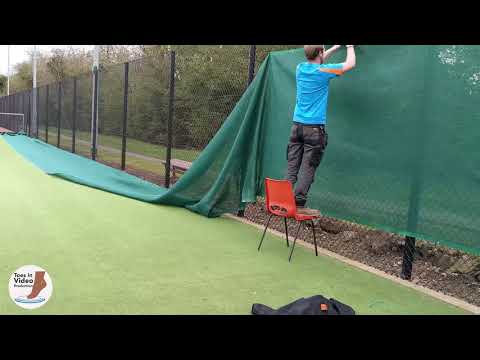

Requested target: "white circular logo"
[{"left": 8, "top": 265, "right": 53, "bottom": 309}]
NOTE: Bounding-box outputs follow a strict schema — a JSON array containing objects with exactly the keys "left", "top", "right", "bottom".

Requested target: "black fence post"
[
  {"left": 9, "top": 95, "right": 12, "bottom": 130},
  {"left": 25, "top": 92, "right": 28, "bottom": 134},
  {"left": 45, "top": 85, "right": 49, "bottom": 143},
  {"left": 24, "top": 92, "right": 27, "bottom": 134},
  {"left": 121, "top": 62, "right": 129, "bottom": 171},
  {"left": 9, "top": 95, "right": 13, "bottom": 131},
  {"left": 13, "top": 94, "right": 16, "bottom": 131},
  {"left": 401, "top": 236, "right": 417, "bottom": 280},
  {"left": 92, "top": 67, "right": 99, "bottom": 161},
  {"left": 19, "top": 92, "right": 22, "bottom": 130},
  {"left": 401, "top": 46, "right": 433, "bottom": 282},
  {"left": 165, "top": 50, "right": 176, "bottom": 189},
  {"left": 15, "top": 94, "right": 18, "bottom": 130},
  {"left": 5, "top": 97, "right": 8, "bottom": 129},
  {"left": 23, "top": 92, "right": 26, "bottom": 133},
  {"left": 27, "top": 91, "right": 31, "bottom": 136},
  {"left": 72, "top": 78, "right": 77, "bottom": 153},
  {"left": 24, "top": 92, "right": 26, "bottom": 133},
  {"left": 57, "top": 82, "right": 62, "bottom": 148},
  {"left": 21, "top": 92, "right": 25, "bottom": 133},
  {"left": 22, "top": 92, "right": 25, "bottom": 132}
]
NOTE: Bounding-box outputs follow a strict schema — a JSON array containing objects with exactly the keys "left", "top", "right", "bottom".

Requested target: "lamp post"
[
  {"left": 7, "top": 45, "right": 10, "bottom": 96},
  {"left": 91, "top": 45, "right": 100, "bottom": 160},
  {"left": 32, "top": 45, "right": 37, "bottom": 136}
]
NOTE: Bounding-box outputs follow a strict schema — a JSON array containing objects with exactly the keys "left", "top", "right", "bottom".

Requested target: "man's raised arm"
[{"left": 342, "top": 45, "right": 356, "bottom": 72}]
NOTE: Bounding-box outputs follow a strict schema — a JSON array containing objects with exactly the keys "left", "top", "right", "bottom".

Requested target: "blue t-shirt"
[{"left": 293, "top": 62, "right": 344, "bottom": 125}]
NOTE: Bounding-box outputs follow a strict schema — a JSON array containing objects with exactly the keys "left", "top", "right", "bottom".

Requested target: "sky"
[{"left": 0, "top": 45, "right": 94, "bottom": 76}]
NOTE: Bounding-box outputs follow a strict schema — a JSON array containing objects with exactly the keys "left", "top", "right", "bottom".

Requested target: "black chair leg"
[
  {"left": 284, "top": 217, "right": 289, "bottom": 247},
  {"left": 311, "top": 220, "right": 318, "bottom": 256},
  {"left": 288, "top": 222, "right": 302, "bottom": 262},
  {"left": 258, "top": 213, "right": 274, "bottom": 251}
]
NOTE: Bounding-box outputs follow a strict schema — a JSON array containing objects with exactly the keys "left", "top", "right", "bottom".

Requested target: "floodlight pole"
[
  {"left": 7, "top": 45, "right": 10, "bottom": 96},
  {"left": 32, "top": 45, "right": 37, "bottom": 137}
]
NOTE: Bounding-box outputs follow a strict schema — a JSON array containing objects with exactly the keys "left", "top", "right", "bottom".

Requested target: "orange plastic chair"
[{"left": 258, "top": 178, "right": 319, "bottom": 262}]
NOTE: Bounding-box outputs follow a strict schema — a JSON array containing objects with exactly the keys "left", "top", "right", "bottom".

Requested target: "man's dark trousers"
[{"left": 286, "top": 122, "right": 328, "bottom": 207}]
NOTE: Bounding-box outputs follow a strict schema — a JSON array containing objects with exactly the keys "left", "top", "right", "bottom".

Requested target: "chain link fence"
[
  {"left": 123, "top": 55, "right": 171, "bottom": 182},
  {"left": 0, "top": 45, "right": 478, "bottom": 310}
]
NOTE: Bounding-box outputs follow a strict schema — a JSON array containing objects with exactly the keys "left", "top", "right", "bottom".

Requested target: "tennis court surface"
[{"left": 0, "top": 135, "right": 470, "bottom": 314}]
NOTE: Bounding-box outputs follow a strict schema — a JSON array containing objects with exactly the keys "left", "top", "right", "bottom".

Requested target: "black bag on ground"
[{"left": 251, "top": 295, "right": 355, "bottom": 315}]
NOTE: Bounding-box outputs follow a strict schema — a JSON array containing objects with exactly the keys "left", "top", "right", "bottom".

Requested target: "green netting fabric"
[
  {"left": 2, "top": 46, "right": 480, "bottom": 255},
  {"left": 2, "top": 132, "right": 169, "bottom": 201}
]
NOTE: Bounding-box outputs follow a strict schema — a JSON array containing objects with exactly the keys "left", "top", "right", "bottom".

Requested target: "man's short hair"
[{"left": 304, "top": 45, "right": 325, "bottom": 60}]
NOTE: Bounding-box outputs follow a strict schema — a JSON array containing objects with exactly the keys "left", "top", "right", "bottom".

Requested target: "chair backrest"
[{"left": 264, "top": 178, "right": 297, "bottom": 217}]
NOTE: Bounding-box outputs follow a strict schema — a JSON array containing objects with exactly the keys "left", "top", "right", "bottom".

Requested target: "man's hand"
[{"left": 323, "top": 45, "right": 341, "bottom": 62}]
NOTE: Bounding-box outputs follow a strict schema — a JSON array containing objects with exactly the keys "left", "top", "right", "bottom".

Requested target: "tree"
[
  {"left": 3, "top": 45, "right": 302, "bottom": 149},
  {"left": 0, "top": 74, "right": 7, "bottom": 95},
  {"left": 8, "top": 62, "right": 33, "bottom": 94},
  {"left": 46, "top": 49, "right": 67, "bottom": 82}
]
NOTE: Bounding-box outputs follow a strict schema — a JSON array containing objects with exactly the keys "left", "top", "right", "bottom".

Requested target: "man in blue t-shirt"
[{"left": 287, "top": 45, "right": 356, "bottom": 215}]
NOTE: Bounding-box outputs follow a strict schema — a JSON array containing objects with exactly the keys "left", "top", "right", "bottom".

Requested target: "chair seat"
[
  {"left": 294, "top": 213, "right": 319, "bottom": 221},
  {"left": 268, "top": 211, "right": 318, "bottom": 221}
]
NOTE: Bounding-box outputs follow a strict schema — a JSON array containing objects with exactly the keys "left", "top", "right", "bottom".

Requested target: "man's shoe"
[{"left": 296, "top": 207, "right": 321, "bottom": 216}]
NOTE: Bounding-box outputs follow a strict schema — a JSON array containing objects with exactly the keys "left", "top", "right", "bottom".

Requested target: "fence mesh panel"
[
  {"left": 0, "top": 91, "right": 27, "bottom": 132},
  {"left": 74, "top": 72, "right": 93, "bottom": 159},
  {"left": 173, "top": 45, "right": 250, "bottom": 169},
  {"left": 57, "top": 78, "right": 74, "bottom": 153},
  {"left": 46, "top": 83, "right": 59, "bottom": 147},
  {"left": 125, "top": 55, "right": 171, "bottom": 185},
  {"left": 96, "top": 62, "right": 125, "bottom": 169},
  {"left": 37, "top": 85, "right": 47, "bottom": 140}
]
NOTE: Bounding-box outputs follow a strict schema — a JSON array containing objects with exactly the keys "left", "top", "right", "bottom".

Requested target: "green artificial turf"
[{"left": 0, "top": 137, "right": 470, "bottom": 314}]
